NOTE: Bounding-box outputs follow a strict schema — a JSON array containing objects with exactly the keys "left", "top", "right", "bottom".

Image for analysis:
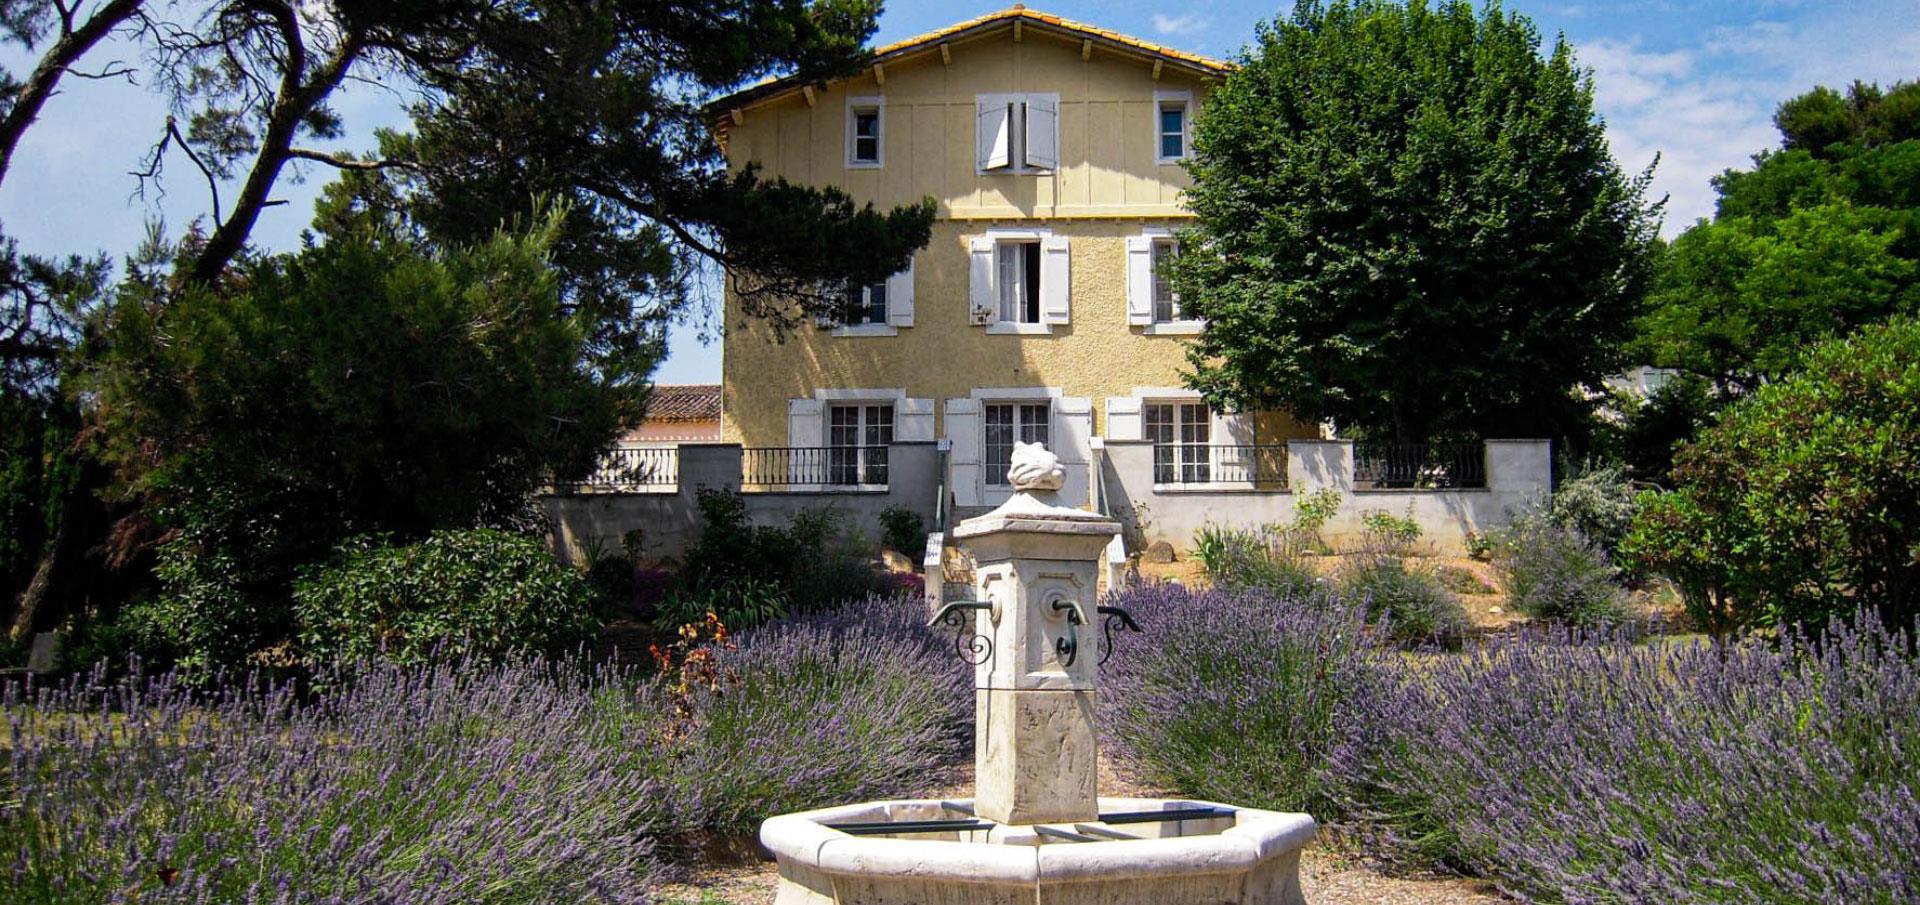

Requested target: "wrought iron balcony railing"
[
  {"left": 1353, "top": 442, "right": 1486, "bottom": 490},
  {"left": 742, "top": 445, "right": 890, "bottom": 490},
  {"left": 1150, "top": 444, "right": 1289, "bottom": 488}
]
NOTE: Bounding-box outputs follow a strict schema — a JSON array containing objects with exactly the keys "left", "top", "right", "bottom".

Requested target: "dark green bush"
[
  {"left": 878, "top": 505, "right": 926, "bottom": 558},
  {"left": 678, "top": 489, "right": 889, "bottom": 618},
  {"left": 293, "top": 529, "right": 599, "bottom": 664},
  {"left": 1624, "top": 317, "right": 1920, "bottom": 633}
]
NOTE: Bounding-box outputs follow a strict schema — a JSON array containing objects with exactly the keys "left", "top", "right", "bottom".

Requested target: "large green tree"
[
  {"left": 1173, "top": 0, "right": 1658, "bottom": 443},
  {"left": 1638, "top": 80, "right": 1920, "bottom": 389}
]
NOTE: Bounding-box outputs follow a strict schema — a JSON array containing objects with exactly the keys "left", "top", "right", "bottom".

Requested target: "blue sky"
[{"left": 2, "top": 1, "right": 1915, "bottom": 384}]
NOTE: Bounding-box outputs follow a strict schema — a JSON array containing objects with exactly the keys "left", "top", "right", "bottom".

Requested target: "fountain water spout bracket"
[{"left": 929, "top": 600, "right": 995, "bottom": 666}]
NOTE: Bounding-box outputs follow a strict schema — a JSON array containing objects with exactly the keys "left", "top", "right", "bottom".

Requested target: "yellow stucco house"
[{"left": 709, "top": 6, "right": 1316, "bottom": 511}]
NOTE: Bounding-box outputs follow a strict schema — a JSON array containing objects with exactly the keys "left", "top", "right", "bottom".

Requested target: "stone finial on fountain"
[{"left": 1007, "top": 441, "right": 1066, "bottom": 493}]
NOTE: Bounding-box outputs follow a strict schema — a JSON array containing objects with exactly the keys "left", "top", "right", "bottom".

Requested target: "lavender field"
[{"left": 8, "top": 587, "right": 1919, "bottom": 904}]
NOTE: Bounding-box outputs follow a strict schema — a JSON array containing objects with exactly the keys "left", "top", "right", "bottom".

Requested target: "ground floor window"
[
  {"left": 828, "top": 403, "right": 892, "bottom": 485},
  {"left": 1146, "top": 401, "right": 1210, "bottom": 483},
  {"left": 984, "top": 402, "right": 1050, "bottom": 485}
]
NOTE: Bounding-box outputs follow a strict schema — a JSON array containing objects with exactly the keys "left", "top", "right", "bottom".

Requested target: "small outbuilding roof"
[{"left": 644, "top": 384, "right": 722, "bottom": 423}]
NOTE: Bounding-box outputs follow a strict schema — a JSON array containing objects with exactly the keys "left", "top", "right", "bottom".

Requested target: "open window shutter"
[
  {"left": 886, "top": 260, "right": 915, "bottom": 327},
  {"left": 945, "top": 399, "right": 982, "bottom": 506},
  {"left": 968, "top": 237, "right": 997, "bottom": 324},
  {"left": 897, "top": 397, "right": 935, "bottom": 441},
  {"left": 1124, "top": 236, "right": 1153, "bottom": 325},
  {"left": 1040, "top": 236, "right": 1071, "bottom": 325},
  {"left": 1024, "top": 96, "right": 1058, "bottom": 169},
  {"left": 1106, "top": 396, "right": 1144, "bottom": 441},
  {"left": 977, "top": 98, "right": 1010, "bottom": 170},
  {"left": 788, "top": 399, "right": 824, "bottom": 448}
]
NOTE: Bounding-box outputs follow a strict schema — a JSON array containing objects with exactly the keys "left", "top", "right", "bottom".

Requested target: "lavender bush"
[
  {"left": 647, "top": 595, "right": 969, "bottom": 849},
  {"left": 1100, "top": 583, "right": 1376, "bottom": 816},
  {"left": 1333, "top": 619, "right": 1920, "bottom": 904},
  {"left": 5, "top": 656, "right": 660, "bottom": 905}
]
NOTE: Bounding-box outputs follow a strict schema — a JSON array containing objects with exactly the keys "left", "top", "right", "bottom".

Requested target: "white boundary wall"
[{"left": 1095, "top": 439, "right": 1550, "bottom": 555}]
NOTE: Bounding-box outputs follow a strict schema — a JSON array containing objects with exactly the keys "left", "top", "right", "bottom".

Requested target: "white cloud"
[{"left": 1151, "top": 13, "right": 1210, "bottom": 36}]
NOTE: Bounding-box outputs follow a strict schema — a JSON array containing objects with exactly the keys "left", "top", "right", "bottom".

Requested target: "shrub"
[
  {"left": 650, "top": 597, "right": 968, "bottom": 848},
  {"left": 1491, "top": 515, "right": 1628, "bottom": 626},
  {"left": 878, "top": 505, "right": 926, "bottom": 559},
  {"left": 1545, "top": 462, "right": 1640, "bottom": 557},
  {"left": 680, "top": 489, "right": 890, "bottom": 615},
  {"left": 1624, "top": 318, "right": 1920, "bottom": 632},
  {"left": 653, "top": 575, "right": 788, "bottom": 632},
  {"left": 1332, "top": 617, "right": 1920, "bottom": 903},
  {"left": 4, "top": 655, "right": 661, "bottom": 903},
  {"left": 1191, "top": 523, "right": 1320, "bottom": 600},
  {"left": 1291, "top": 488, "right": 1342, "bottom": 551},
  {"left": 1357, "top": 507, "right": 1422, "bottom": 551},
  {"left": 1101, "top": 583, "right": 1378, "bottom": 817},
  {"left": 1338, "top": 550, "right": 1468, "bottom": 646},
  {"left": 293, "top": 529, "right": 599, "bottom": 665}
]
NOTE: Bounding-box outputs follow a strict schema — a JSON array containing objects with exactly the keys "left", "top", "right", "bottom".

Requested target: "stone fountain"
[{"left": 760, "top": 442, "right": 1317, "bottom": 904}]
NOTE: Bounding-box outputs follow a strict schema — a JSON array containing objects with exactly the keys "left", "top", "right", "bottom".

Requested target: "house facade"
[{"left": 712, "top": 7, "right": 1316, "bottom": 512}]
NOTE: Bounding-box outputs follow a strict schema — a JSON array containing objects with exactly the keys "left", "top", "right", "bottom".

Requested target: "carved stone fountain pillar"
[{"left": 952, "top": 442, "right": 1121, "bottom": 826}]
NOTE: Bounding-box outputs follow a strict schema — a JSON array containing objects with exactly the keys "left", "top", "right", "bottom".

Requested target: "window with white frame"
[
  {"left": 847, "top": 99, "right": 883, "bottom": 167},
  {"left": 1149, "top": 238, "right": 1187, "bottom": 323},
  {"left": 827, "top": 403, "right": 892, "bottom": 485},
  {"left": 984, "top": 402, "right": 1050, "bottom": 486},
  {"left": 1155, "top": 92, "right": 1190, "bottom": 162},
  {"left": 977, "top": 93, "right": 1059, "bottom": 172},
  {"left": 841, "top": 279, "right": 888, "bottom": 326},
  {"left": 995, "top": 239, "right": 1043, "bottom": 323},
  {"left": 1146, "top": 401, "right": 1211, "bottom": 483}
]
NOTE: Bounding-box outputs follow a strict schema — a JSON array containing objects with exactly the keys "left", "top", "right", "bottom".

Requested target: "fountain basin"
[{"left": 761, "top": 796, "right": 1316, "bottom": 905}]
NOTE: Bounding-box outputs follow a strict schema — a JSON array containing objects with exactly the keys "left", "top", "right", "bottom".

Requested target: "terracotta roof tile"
[{"left": 644, "top": 384, "right": 721, "bottom": 423}]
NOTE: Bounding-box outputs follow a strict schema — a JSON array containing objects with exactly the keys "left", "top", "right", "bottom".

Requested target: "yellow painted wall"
[{"left": 719, "top": 24, "right": 1313, "bottom": 444}]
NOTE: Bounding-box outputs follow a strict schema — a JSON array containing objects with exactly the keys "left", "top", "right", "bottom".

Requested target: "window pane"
[
  {"left": 985, "top": 404, "right": 1013, "bottom": 485},
  {"left": 866, "top": 281, "right": 887, "bottom": 324},
  {"left": 1151, "top": 241, "right": 1175, "bottom": 322},
  {"left": 1020, "top": 403, "right": 1049, "bottom": 446},
  {"left": 856, "top": 112, "right": 878, "bottom": 137},
  {"left": 1022, "top": 242, "right": 1042, "bottom": 323},
  {"left": 1160, "top": 106, "right": 1183, "bottom": 135},
  {"left": 997, "top": 244, "right": 1020, "bottom": 322}
]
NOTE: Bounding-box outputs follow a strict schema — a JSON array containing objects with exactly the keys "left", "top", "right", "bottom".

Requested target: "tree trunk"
[
  {"left": 0, "top": 0, "right": 145, "bottom": 189},
  {"left": 7, "top": 501, "right": 75, "bottom": 643}
]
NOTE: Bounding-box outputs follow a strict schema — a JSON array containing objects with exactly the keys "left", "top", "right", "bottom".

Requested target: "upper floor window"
[
  {"left": 1155, "top": 91, "right": 1191, "bottom": 163},
  {"left": 847, "top": 98, "right": 883, "bottom": 168},
  {"left": 996, "top": 239, "right": 1043, "bottom": 324},
  {"left": 977, "top": 93, "right": 1059, "bottom": 173},
  {"left": 843, "top": 280, "right": 888, "bottom": 326}
]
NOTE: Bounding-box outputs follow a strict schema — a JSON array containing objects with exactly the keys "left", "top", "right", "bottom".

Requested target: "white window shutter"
[
  {"left": 787, "top": 398, "right": 824, "bottom": 448},
  {"left": 1040, "top": 235, "right": 1071, "bottom": 325},
  {"left": 1106, "top": 396, "right": 1144, "bottom": 441},
  {"left": 886, "top": 260, "right": 915, "bottom": 327},
  {"left": 968, "top": 237, "right": 997, "bottom": 325},
  {"left": 897, "top": 397, "right": 935, "bottom": 441},
  {"left": 977, "top": 97, "right": 1010, "bottom": 170},
  {"left": 945, "top": 398, "right": 982, "bottom": 507},
  {"left": 1124, "top": 236, "right": 1153, "bottom": 325},
  {"left": 1056, "top": 396, "right": 1094, "bottom": 507},
  {"left": 1024, "top": 95, "right": 1059, "bottom": 169}
]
